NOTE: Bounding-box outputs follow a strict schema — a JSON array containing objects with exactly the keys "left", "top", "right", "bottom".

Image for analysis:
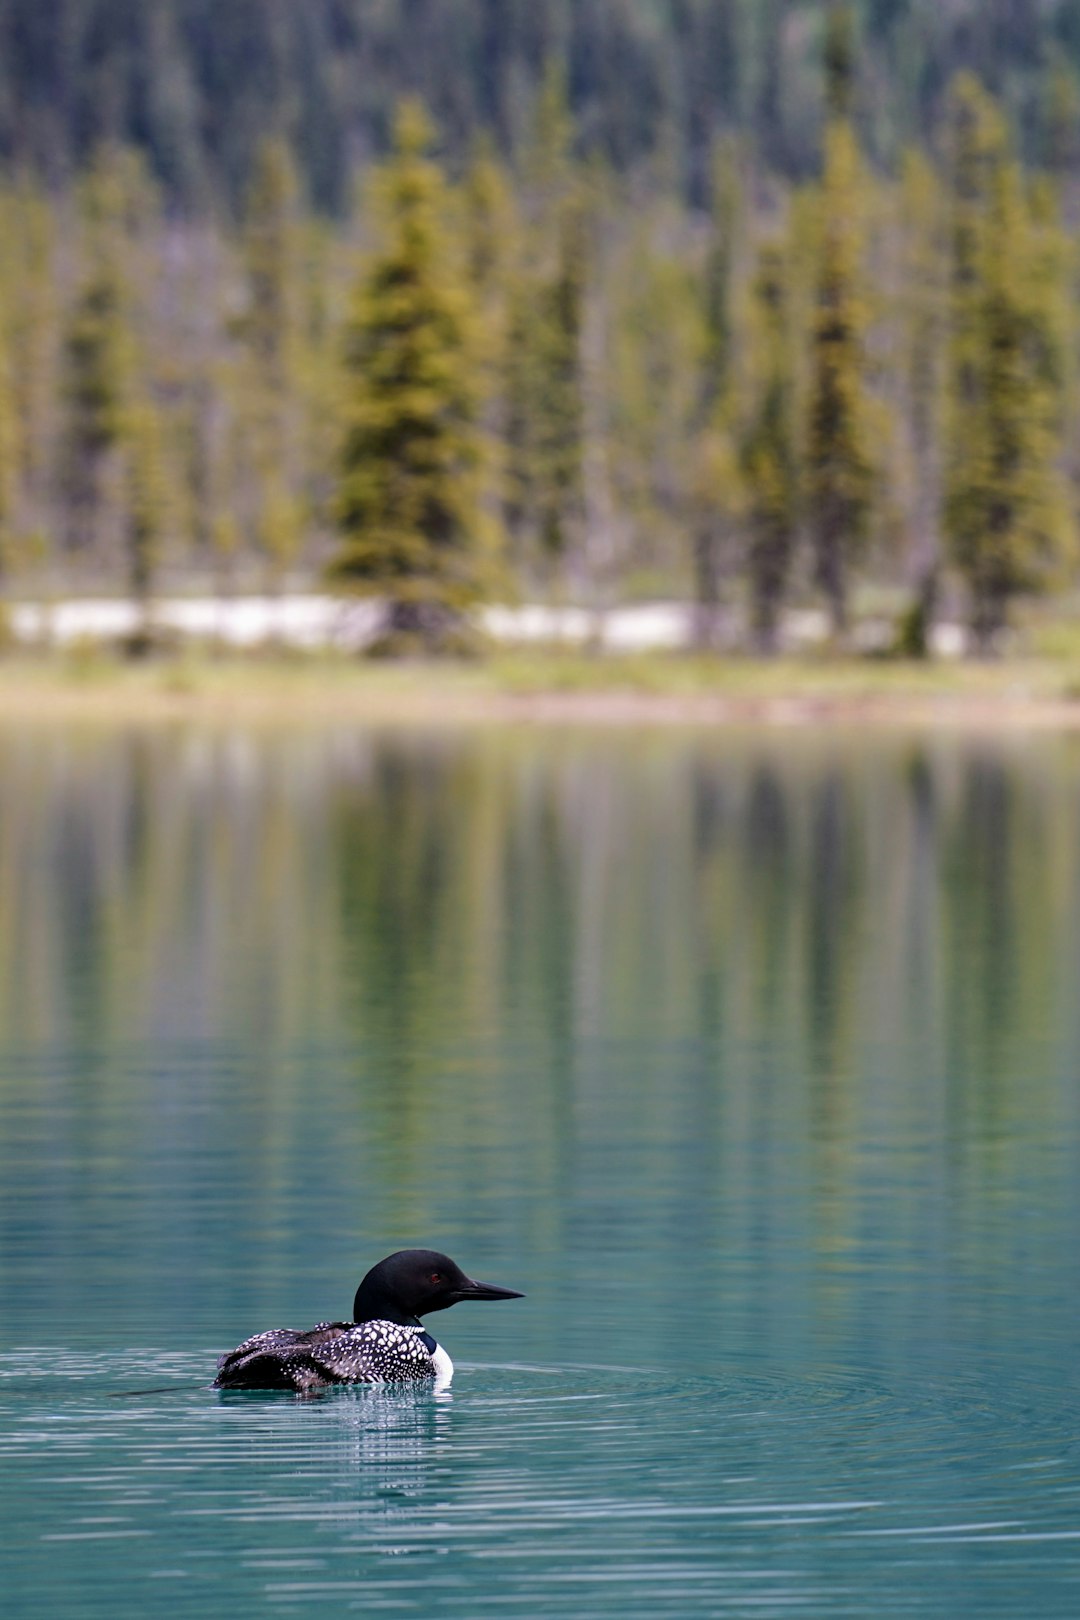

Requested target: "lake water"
[{"left": 2, "top": 722, "right": 1080, "bottom": 1617}]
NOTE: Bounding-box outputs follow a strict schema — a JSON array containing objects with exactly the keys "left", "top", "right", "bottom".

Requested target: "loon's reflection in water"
[{"left": 307, "top": 1385, "right": 457, "bottom": 1564}]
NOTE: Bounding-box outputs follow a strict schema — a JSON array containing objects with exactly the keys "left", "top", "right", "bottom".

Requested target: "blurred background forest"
[{"left": 4, "top": 0, "right": 1080, "bottom": 652}]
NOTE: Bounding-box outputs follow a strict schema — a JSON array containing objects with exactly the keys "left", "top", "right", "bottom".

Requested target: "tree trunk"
[
  {"left": 692, "top": 525, "right": 724, "bottom": 651},
  {"left": 970, "top": 582, "right": 1007, "bottom": 657},
  {"left": 819, "top": 545, "right": 848, "bottom": 642},
  {"left": 751, "top": 591, "right": 781, "bottom": 656},
  {"left": 896, "top": 565, "right": 938, "bottom": 659},
  {"left": 380, "top": 597, "right": 467, "bottom": 656}
]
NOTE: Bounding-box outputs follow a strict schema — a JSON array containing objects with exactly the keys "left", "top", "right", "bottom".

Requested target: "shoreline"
[{"left": 4, "top": 655, "right": 1080, "bottom": 728}]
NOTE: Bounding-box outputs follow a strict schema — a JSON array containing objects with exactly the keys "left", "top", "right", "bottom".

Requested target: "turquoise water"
[{"left": 2, "top": 724, "right": 1080, "bottom": 1616}]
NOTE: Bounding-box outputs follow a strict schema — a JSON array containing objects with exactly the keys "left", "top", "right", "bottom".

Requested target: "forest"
[
  {"left": 2, "top": 0, "right": 1080, "bottom": 652},
  {"left": 3, "top": 1, "right": 1079, "bottom": 210}
]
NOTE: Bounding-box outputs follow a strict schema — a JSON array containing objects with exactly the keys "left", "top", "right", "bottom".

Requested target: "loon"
[{"left": 213, "top": 1248, "right": 523, "bottom": 1394}]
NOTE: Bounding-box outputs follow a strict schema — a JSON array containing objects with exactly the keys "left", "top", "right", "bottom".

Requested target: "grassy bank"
[{"left": 4, "top": 646, "right": 1080, "bottom": 726}]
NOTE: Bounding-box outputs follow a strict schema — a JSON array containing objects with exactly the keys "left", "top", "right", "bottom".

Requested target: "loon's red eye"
[{"left": 430, "top": 1272, "right": 442, "bottom": 1284}]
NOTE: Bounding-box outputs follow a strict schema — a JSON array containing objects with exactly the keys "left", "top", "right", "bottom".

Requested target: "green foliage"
[
  {"left": 504, "top": 238, "right": 587, "bottom": 575},
  {"left": 0, "top": 324, "right": 21, "bottom": 578},
  {"left": 531, "top": 196, "right": 588, "bottom": 564},
  {"left": 236, "top": 137, "right": 311, "bottom": 590},
  {"left": 944, "top": 76, "right": 1074, "bottom": 650},
  {"left": 824, "top": 3, "right": 858, "bottom": 123},
  {"left": 59, "top": 154, "right": 144, "bottom": 555},
  {"left": 700, "top": 141, "right": 742, "bottom": 417},
  {"left": 7, "top": 34, "right": 1080, "bottom": 662},
  {"left": 741, "top": 240, "right": 799, "bottom": 653},
  {"left": 122, "top": 399, "right": 167, "bottom": 655},
  {"left": 806, "top": 120, "right": 874, "bottom": 636},
  {"left": 63, "top": 273, "right": 127, "bottom": 460},
  {"left": 5, "top": 2, "right": 1080, "bottom": 210},
  {"left": 242, "top": 139, "right": 301, "bottom": 383},
  {"left": 597, "top": 190, "right": 708, "bottom": 581},
  {"left": 499, "top": 70, "right": 590, "bottom": 586},
  {"left": 897, "top": 150, "right": 947, "bottom": 555},
  {"left": 329, "top": 102, "right": 495, "bottom": 652}
]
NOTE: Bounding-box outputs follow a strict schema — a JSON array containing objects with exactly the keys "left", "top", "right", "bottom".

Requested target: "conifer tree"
[
  {"left": 502, "top": 70, "right": 587, "bottom": 589},
  {"left": 806, "top": 4, "right": 873, "bottom": 638},
  {"left": 242, "top": 138, "right": 299, "bottom": 386},
  {"left": 61, "top": 264, "right": 128, "bottom": 557},
  {"left": 690, "top": 140, "right": 745, "bottom": 650},
  {"left": 741, "top": 240, "right": 798, "bottom": 653},
  {"left": 944, "top": 76, "right": 1072, "bottom": 651},
  {"left": 329, "top": 101, "right": 493, "bottom": 653},
  {"left": 0, "top": 184, "right": 52, "bottom": 577},
  {"left": 122, "top": 397, "right": 167, "bottom": 653},
  {"left": 59, "top": 153, "right": 145, "bottom": 561},
  {"left": 459, "top": 141, "right": 517, "bottom": 578},
  {"left": 460, "top": 139, "right": 515, "bottom": 396},
  {"left": 894, "top": 149, "right": 947, "bottom": 656},
  {"left": 605, "top": 215, "right": 709, "bottom": 613},
  {"left": 532, "top": 193, "right": 587, "bottom": 565},
  {"left": 239, "top": 137, "right": 308, "bottom": 589},
  {"left": 59, "top": 149, "right": 178, "bottom": 641},
  {"left": 501, "top": 68, "right": 586, "bottom": 589},
  {"left": 0, "top": 307, "right": 22, "bottom": 588},
  {"left": 700, "top": 141, "right": 741, "bottom": 418}
]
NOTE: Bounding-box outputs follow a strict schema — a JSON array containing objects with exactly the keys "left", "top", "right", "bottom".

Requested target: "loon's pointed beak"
[{"left": 453, "top": 1277, "right": 525, "bottom": 1303}]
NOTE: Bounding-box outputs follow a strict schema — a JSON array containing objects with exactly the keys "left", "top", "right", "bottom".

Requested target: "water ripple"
[{"left": 3, "top": 1350, "right": 1080, "bottom": 1617}]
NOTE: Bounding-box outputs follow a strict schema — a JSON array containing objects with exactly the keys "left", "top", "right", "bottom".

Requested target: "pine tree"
[
  {"left": 459, "top": 140, "right": 516, "bottom": 582},
  {"left": 700, "top": 141, "right": 741, "bottom": 417},
  {"left": 944, "top": 76, "right": 1072, "bottom": 651},
  {"left": 242, "top": 138, "right": 299, "bottom": 386},
  {"left": 688, "top": 139, "right": 745, "bottom": 650},
  {"left": 239, "top": 137, "right": 308, "bottom": 590},
  {"left": 0, "top": 183, "right": 52, "bottom": 581},
  {"left": 806, "top": 4, "right": 874, "bottom": 638},
  {"left": 57, "top": 149, "right": 181, "bottom": 643},
  {"left": 122, "top": 397, "right": 167, "bottom": 654},
  {"left": 329, "top": 101, "right": 494, "bottom": 653},
  {"left": 0, "top": 272, "right": 22, "bottom": 590},
  {"left": 894, "top": 149, "right": 948, "bottom": 656},
  {"left": 502, "top": 71, "right": 588, "bottom": 590},
  {"left": 605, "top": 211, "right": 710, "bottom": 613},
  {"left": 741, "top": 239, "right": 798, "bottom": 653},
  {"left": 59, "top": 151, "right": 162, "bottom": 568},
  {"left": 532, "top": 193, "right": 587, "bottom": 567}
]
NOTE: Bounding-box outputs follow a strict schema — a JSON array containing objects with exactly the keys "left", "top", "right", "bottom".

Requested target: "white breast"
[{"left": 431, "top": 1342, "right": 454, "bottom": 1389}]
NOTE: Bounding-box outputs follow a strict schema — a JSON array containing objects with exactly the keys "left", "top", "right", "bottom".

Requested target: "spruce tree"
[
  {"left": 502, "top": 71, "right": 587, "bottom": 589},
  {"left": 741, "top": 240, "right": 798, "bottom": 654},
  {"left": 459, "top": 141, "right": 515, "bottom": 577},
  {"left": 0, "top": 183, "right": 51, "bottom": 582},
  {"left": 240, "top": 137, "right": 307, "bottom": 590},
  {"left": 944, "top": 76, "right": 1072, "bottom": 651},
  {"left": 532, "top": 193, "right": 587, "bottom": 565},
  {"left": 0, "top": 315, "right": 22, "bottom": 589},
  {"left": 60, "top": 244, "right": 130, "bottom": 557},
  {"left": 59, "top": 150, "right": 157, "bottom": 567},
  {"left": 329, "top": 101, "right": 493, "bottom": 652},
  {"left": 894, "top": 149, "right": 947, "bottom": 656},
  {"left": 604, "top": 213, "right": 711, "bottom": 619},
  {"left": 806, "top": 4, "right": 873, "bottom": 638},
  {"left": 122, "top": 397, "right": 167, "bottom": 654},
  {"left": 690, "top": 139, "right": 745, "bottom": 651},
  {"left": 242, "top": 138, "right": 299, "bottom": 386}
]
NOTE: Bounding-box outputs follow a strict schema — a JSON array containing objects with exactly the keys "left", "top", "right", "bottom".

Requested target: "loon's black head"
[{"left": 352, "top": 1249, "right": 524, "bottom": 1327}]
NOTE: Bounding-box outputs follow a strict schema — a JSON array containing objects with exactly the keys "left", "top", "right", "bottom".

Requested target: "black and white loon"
[{"left": 213, "top": 1249, "right": 523, "bottom": 1394}]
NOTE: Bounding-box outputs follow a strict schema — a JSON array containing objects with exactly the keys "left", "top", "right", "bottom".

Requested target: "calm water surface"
[{"left": 2, "top": 723, "right": 1080, "bottom": 1616}]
